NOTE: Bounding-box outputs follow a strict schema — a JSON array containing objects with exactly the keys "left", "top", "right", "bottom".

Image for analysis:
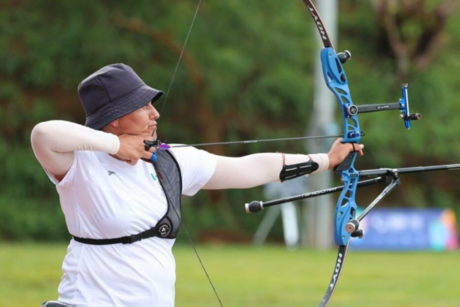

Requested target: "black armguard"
[{"left": 280, "top": 161, "right": 319, "bottom": 182}]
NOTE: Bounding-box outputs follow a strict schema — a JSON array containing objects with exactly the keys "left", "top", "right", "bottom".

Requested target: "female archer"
[{"left": 31, "top": 63, "right": 363, "bottom": 307}]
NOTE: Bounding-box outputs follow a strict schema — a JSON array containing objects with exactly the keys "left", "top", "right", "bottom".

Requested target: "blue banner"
[{"left": 350, "top": 208, "right": 458, "bottom": 251}]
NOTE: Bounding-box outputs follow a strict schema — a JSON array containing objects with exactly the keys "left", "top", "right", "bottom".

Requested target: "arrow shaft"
[{"left": 160, "top": 134, "right": 343, "bottom": 150}]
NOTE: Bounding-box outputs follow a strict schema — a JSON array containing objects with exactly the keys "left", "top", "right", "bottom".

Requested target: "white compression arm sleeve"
[
  {"left": 203, "top": 153, "right": 329, "bottom": 190},
  {"left": 31, "top": 120, "right": 120, "bottom": 176}
]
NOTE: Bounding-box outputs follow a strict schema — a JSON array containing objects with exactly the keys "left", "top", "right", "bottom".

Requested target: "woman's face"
[{"left": 117, "top": 101, "right": 160, "bottom": 138}]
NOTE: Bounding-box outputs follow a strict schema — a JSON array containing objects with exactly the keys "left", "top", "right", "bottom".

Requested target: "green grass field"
[{"left": 0, "top": 243, "right": 459, "bottom": 307}]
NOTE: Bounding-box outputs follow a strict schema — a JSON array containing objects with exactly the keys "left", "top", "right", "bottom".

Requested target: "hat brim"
[{"left": 85, "top": 85, "right": 163, "bottom": 130}]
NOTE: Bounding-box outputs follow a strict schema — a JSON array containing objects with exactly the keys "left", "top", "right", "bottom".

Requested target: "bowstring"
[
  {"left": 159, "top": 0, "right": 203, "bottom": 116},
  {"left": 155, "top": 160, "right": 224, "bottom": 307},
  {"left": 154, "top": 1, "right": 224, "bottom": 306}
]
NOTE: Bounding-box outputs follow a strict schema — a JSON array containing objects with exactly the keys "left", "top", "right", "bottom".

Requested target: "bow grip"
[{"left": 334, "top": 152, "right": 356, "bottom": 172}]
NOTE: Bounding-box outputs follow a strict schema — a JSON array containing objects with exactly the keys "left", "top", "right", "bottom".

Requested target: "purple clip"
[{"left": 158, "top": 144, "right": 171, "bottom": 150}]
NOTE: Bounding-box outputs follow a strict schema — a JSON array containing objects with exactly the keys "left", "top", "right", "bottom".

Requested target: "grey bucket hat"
[{"left": 78, "top": 63, "right": 163, "bottom": 130}]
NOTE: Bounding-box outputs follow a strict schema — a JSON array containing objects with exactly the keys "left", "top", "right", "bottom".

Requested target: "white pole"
[{"left": 302, "top": 0, "right": 338, "bottom": 249}]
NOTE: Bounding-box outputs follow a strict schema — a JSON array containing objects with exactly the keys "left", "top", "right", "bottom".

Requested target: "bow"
[
  {"left": 151, "top": 1, "right": 460, "bottom": 306},
  {"left": 146, "top": 1, "right": 450, "bottom": 306},
  {"left": 245, "top": 1, "right": 424, "bottom": 306},
  {"left": 306, "top": 1, "right": 417, "bottom": 304}
]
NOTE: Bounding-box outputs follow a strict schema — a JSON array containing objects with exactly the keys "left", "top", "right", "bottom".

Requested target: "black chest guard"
[
  {"left": 152, "top": 149, "right": 183, "bottom": 238},
  {"left": 72, "top": 149, "right": 182, "bottom": 245}
]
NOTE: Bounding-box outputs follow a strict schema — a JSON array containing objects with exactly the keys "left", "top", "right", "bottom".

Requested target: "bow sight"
[{"left": 346, "top": 83, "right": 422, "bottom": 129}]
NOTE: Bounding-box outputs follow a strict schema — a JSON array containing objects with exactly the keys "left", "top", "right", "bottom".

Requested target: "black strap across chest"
[
  {"left": 73, "top": 225, "right": 164, "bottom": 245},
  {"left": 72, "top": 150, "right": 183, "bottom": 245}
]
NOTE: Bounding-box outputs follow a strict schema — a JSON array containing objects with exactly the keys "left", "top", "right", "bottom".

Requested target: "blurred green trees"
[{"left": 1, "top": 0, "right": 459, "bottom": 242}]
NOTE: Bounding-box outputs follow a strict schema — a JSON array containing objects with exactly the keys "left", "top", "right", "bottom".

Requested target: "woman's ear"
[{"left": 102, "top": 119, "right": 119, "bottom": 133}]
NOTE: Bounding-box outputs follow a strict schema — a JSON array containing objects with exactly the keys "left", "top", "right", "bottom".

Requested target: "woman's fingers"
[
  {"left": 118, "top": 135, "right": 158, "bottom": 165},
  {"left": 327, "top": 139, "right": 365, "bottom": 169},
  {"left": 350, "top": 143, "right": 364, "bottom": 156}
]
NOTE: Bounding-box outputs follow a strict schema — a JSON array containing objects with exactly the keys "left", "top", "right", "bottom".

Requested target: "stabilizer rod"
[
  {"left": 245, "top": 177, "right": 384, "bottom": 214},
  {"left": 359, "top": 164, "right": 460, "bottom": 178}
]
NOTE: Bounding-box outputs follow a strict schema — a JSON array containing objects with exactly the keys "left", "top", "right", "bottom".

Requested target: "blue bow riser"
[{"left": 320, "top": 47, "right": 361, "bottom": 246}]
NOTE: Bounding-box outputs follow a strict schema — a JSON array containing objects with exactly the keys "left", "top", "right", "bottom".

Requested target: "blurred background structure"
[{"left": 1, "top": 0, "right": 459, "bottom": 247}]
